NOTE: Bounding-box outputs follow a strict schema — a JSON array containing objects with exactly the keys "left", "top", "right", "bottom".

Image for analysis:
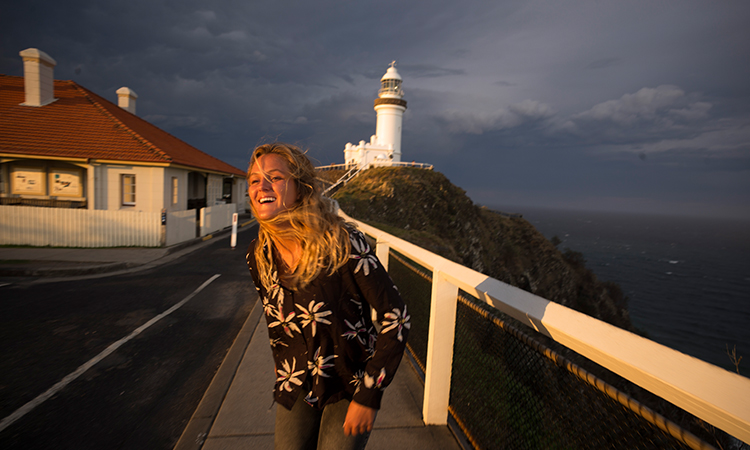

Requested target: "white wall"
[
  {"left": 207, "top": 173, "right": 223, "bottom": 206},
  {"left": 233, "top": 177, "right": 247, "bottom": 212},
  {"left": 101, "top": 164, "right": 165, "bottom": 212},
  {"left": 164, "top": 167, "right": 188, "bottom": 211}
]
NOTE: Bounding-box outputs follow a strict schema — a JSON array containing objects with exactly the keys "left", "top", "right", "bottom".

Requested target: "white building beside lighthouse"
[{"left": 344, "top": 62, "right": 407, "bottom": 169}]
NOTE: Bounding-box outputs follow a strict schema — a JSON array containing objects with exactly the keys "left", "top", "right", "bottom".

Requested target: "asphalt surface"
[{"left": 0, "top": 218, "right": 260, "bottom": 449}]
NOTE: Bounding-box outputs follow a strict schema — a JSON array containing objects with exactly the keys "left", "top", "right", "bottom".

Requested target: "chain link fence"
[
  {"left": 386, "top": 249, "right": 720, "bottom": 450},
  {"left": 388, "top": 250, "right": 431, "bottom": 372}
]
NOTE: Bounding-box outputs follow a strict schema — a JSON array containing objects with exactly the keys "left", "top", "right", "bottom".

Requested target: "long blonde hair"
[{"left": 248, "top": 143, "right": 351, "bottom": 291}]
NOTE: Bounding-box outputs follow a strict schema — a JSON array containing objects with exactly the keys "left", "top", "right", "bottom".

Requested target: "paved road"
[{"left": 0, "top": 226, "right": 259, "bottom": 449}]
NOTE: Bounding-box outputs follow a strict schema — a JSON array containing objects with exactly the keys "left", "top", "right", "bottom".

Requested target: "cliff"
[{"left": 327, "top": 167, "right": 635, "bottom": 332}]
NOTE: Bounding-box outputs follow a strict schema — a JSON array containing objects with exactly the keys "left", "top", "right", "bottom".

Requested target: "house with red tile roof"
[{"left": 0, "top": 48, "right": 246, "bottom": 215}]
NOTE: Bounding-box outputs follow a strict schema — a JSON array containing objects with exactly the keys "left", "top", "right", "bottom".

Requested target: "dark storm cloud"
[
  {"left": 401, "top": 64, "right": 465, "bottom": 79},
  {"left": 586, "top": 58, "right": 621, "bottom": 70},
  {"left": 432, "top": 99, "right": 555, "bottom": 135},
  {"left": 2, "top": 0, "right": 749, "bottom": 218}
]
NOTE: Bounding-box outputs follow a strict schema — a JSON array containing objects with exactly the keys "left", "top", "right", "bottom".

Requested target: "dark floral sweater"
[{"left": 246, "top": 227, "right": 410, "bottom": 411}]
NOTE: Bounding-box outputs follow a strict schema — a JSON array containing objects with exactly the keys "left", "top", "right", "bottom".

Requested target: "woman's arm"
[{"left": 347, "top": 229, "right": 410, "bottom": 409}]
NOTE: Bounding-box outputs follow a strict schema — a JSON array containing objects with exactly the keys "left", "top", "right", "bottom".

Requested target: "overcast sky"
[{"left": 2, "top": 1, "right": 749, "bottom": 219}]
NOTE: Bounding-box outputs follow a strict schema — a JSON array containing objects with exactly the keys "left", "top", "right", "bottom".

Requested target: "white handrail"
[
  {"left": 322, "top": 166, "right": 363, "bottom": 196},
  {"left": 340, "top": 211, "right": 750, "bottom": 444},
  {"left": 317, "top": 161, "right": 434, "bottom": 171}
]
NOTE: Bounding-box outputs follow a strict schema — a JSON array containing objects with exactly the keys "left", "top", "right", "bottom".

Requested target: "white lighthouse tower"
[
  {"left": 374, "top": 62, "right": 407, "bottom": 162},
  {"left": 344, "top": 62, "right": 407, "bottom": 169}
]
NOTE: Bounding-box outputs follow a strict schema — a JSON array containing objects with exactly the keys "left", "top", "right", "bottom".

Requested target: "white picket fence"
[
  {"left": 0, "top": 204, "right": 239, "bottom": 248},
  {"left": 200, "top": 203, "right": 237, "bottom": 237},
  {"left": 0, "top": 205, "right": 161, "bottom": 247}
]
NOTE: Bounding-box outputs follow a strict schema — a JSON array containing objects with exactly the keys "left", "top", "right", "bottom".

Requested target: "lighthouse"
[
  {"left": 374, "top": 62, "right": 407, "bottom": 162},
  {"left": 344, "top": 62, "right": 407, "bottom": 169}
]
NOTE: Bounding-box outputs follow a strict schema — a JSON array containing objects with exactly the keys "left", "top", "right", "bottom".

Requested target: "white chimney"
[
  {"left": 19, "top": 48, "right": 57, "bottom": 107},
  {"left": 116, "top": 87, "right": 138, "bottom": 115}
]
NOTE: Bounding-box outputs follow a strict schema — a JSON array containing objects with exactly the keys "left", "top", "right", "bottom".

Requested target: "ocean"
[{"left": 494, "top": 206, "right": 750, "bottom": 378}]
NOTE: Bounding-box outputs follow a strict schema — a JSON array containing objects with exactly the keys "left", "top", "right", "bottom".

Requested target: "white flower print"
[
  {"left": 277, "top": 357, "right": 305, "bottom": 392},
  {"left": 308, "top": 347, "right": 337, "bottom": 381},
  {"left": 262, "top": 296, "right": 276, "bottom": 317},
  {"left": 350, "top": 370, "right": 366, "bottom": 389},
  {"left": 342, "top": 319, "right": 367, "bottom": 345},
  {"left": 381, "top": 305, "right": 411, "bottom": 342},
  {"left": 267, "top": 270, "right": 284, "bottom": 306},
  {"left": 296, "top": 301, "right": 332, "bottom": 337},
  {"left": 349, "top": 233, "right": 378, "bottom": 276},
  {"left": 269, "top": 305, "right": 301, "bottom": 338},
  {"left": 269, "top": 337, "right": 288, "bottom": 348},
  {"left": 363, "top": 368, "right": 386, "bottom": 390},
  {"left": 305, "top": 391, "right": 318, "bottom": 405}
]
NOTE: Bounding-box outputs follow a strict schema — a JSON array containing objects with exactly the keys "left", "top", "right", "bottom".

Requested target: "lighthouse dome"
[{"left": 381, "top": 64, "right": 402, "bottom": 81}]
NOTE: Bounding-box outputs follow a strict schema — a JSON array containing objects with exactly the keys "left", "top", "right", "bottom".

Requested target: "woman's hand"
[{"left": 343, "top": 401, "right": 377, "bottom": 436}]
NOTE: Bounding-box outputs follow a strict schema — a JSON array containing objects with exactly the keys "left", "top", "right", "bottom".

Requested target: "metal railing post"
[{"left": 423, "top": 269, "right": 458, "bottom": 425}]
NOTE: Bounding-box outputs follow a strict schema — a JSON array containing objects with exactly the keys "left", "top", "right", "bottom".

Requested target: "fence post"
[
  {"left": 199, "top": 207, "right": 206, "bottom": 237},
  {"left": 372, "top": 239, "right": 391, "bottom": 323},
  {"left": 375, "top": 239, "right": 389, "bottom": 271},
  {"left": 423, "top": 269, "right": 458, "bottom": 425},
  {"left": 230, "top": 213, "right": 238, "bottom": 249}
]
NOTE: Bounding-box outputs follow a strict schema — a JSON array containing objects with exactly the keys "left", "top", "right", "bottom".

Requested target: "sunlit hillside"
[{"left": 329, "top": 167, "right": 636, "bottom": 332}]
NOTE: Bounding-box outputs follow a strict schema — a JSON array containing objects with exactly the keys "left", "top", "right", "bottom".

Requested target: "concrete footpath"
[
  {"left": 173, "top": 298, "right": 463, "bottom": 450},
  {"left": 0, "top": 220, "right": 464, "bottom": 450}
]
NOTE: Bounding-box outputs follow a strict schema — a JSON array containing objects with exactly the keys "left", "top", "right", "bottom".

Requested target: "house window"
[
  {"left": 172, "top": 177, "right": 178, "bottom": 204},
  {"left": 122, "top": 174, "right": 136, "bottom": 206}
]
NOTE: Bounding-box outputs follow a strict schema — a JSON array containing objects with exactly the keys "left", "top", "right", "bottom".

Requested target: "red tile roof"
[{"left": 0, "top": 75, "right": 245, "bottom": 177}]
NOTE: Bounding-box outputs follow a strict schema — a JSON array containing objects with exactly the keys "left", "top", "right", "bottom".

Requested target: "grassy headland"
[{"left": 329, "top": 166, "right": 635, "bottom": 332}]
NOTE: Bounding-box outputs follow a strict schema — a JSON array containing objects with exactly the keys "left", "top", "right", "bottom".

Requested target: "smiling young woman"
[
  {"left": 248, "top": 152, "right": 303, "bottom": 269},
  {"left": 245, "top": 143, "right": 409, "bottom": 450}
]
